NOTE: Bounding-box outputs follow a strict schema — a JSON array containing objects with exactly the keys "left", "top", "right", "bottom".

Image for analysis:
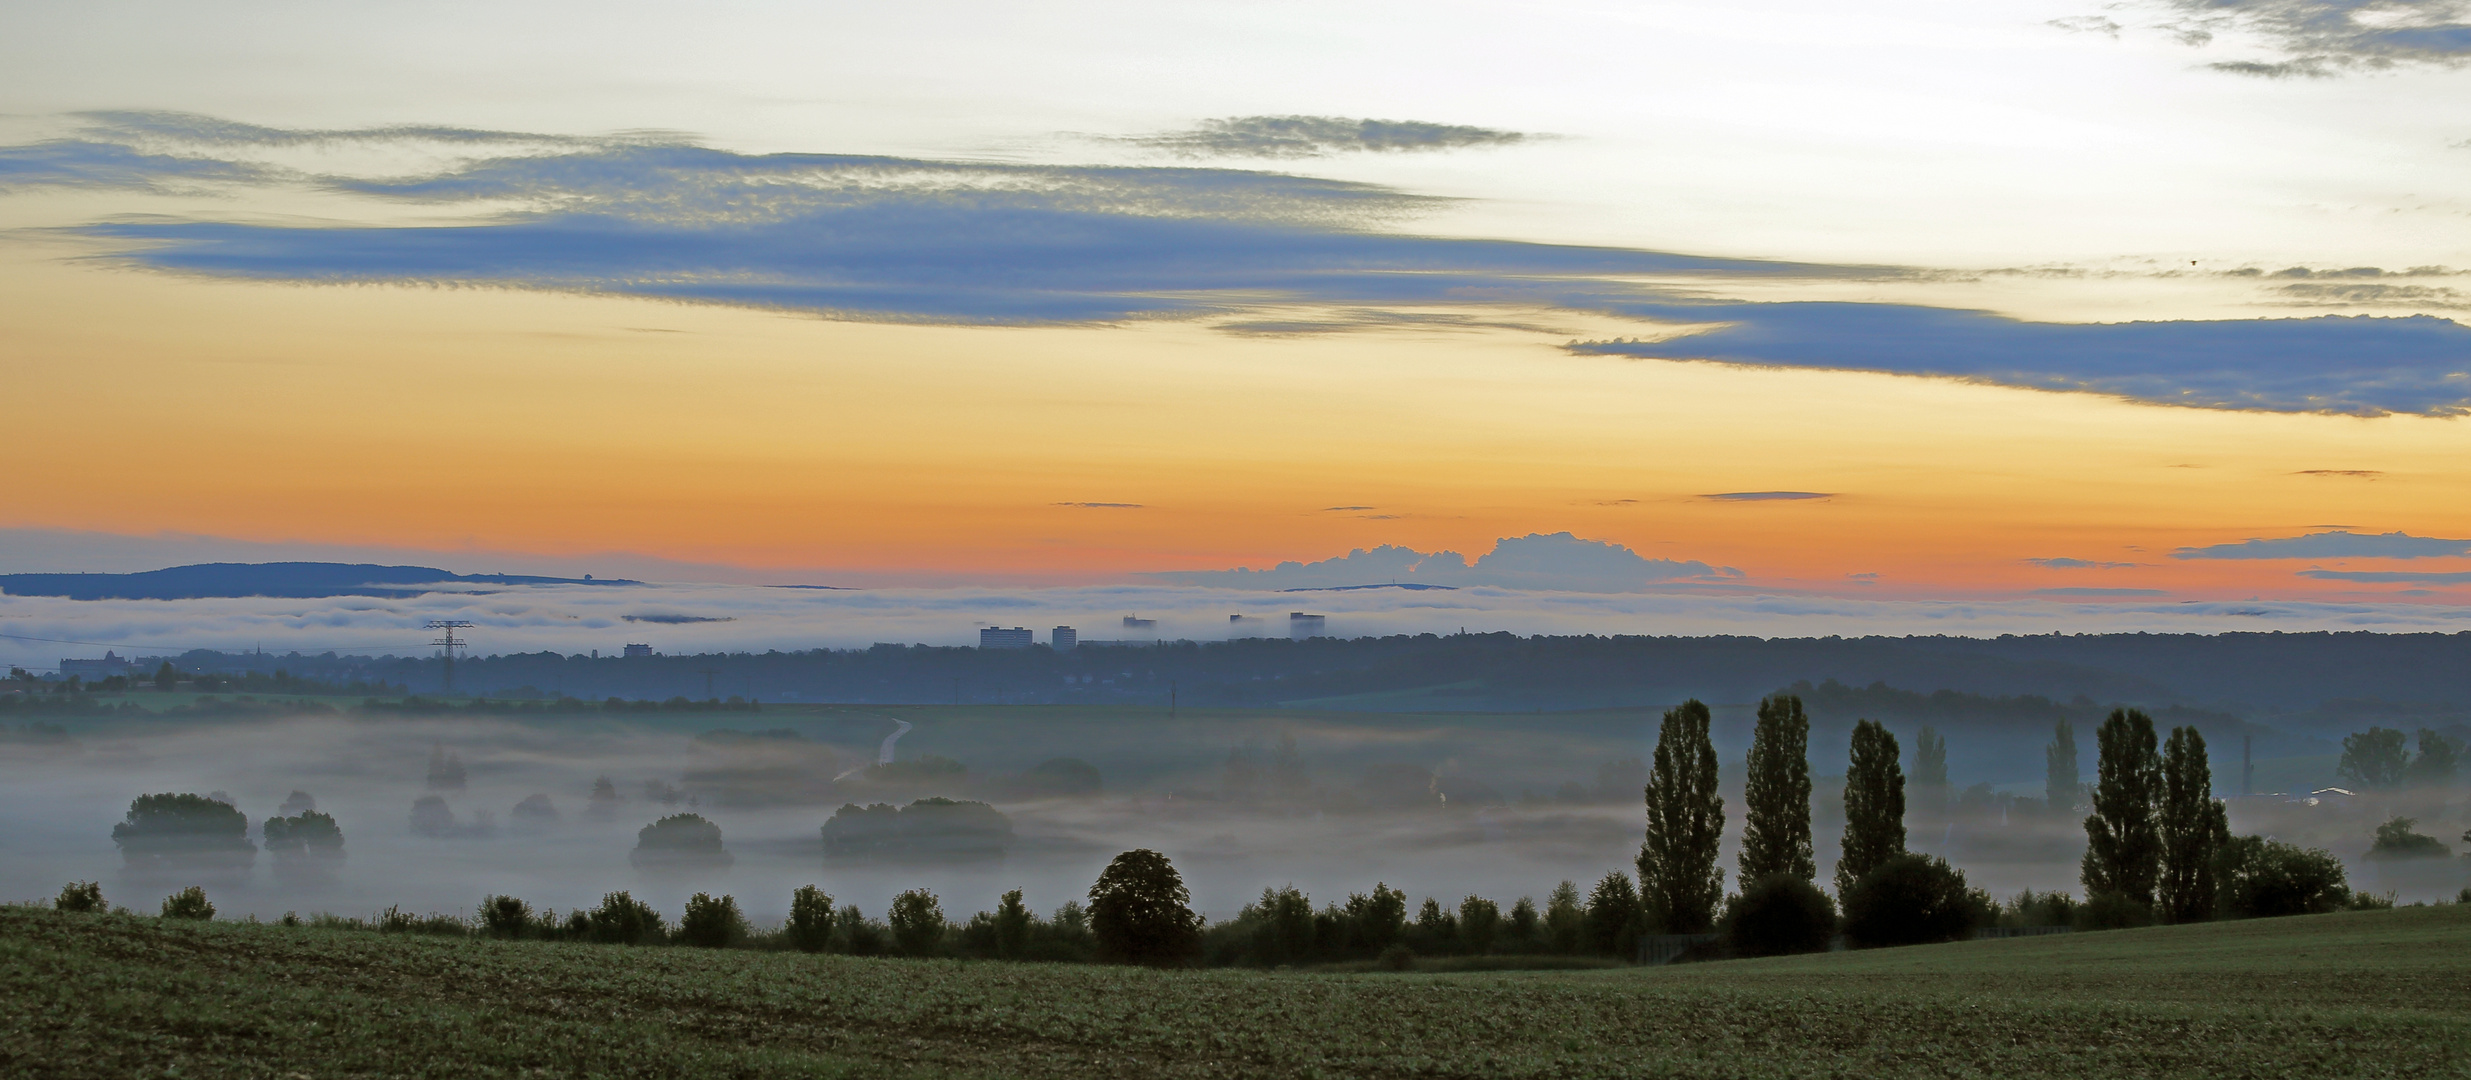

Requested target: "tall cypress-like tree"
[
  {"left": 2046, "top": 720, "right": 2079, "bottom": 815},
  {"left": 1639, "top": 699, "right": 1725, "bottom": 934},
  {"left": 2157, "top": 726, "right": 2227, "bottom": 923},
  {"left": 1739, "top": 693, "right": 1814, "bottom": 883},
  {"left": 1835, "top": 720, "right": 1905, "bottom": 898},
  {"left": 1910, "top": 726, "right": 1948, "bottom": 846},
  {"left": 2082, "top": 708, "right": 2164, "bottom": 907}
]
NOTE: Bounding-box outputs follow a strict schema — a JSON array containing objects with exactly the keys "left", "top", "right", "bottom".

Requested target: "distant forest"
[{"left": 107, "top": 631, "right": 2471, "bottom": 724}]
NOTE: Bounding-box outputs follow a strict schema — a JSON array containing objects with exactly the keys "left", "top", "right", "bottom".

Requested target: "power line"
[{"left": 426, "top": 621, "right": 475, "bottom": 694}]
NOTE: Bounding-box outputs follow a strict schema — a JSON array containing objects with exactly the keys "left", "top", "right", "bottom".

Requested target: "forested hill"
[
  {"left": 0, "top": 562, "right": 636, "bottom": 600},
  {"left": 146, "top": 630, "right": 2471, "bottom": 723}
]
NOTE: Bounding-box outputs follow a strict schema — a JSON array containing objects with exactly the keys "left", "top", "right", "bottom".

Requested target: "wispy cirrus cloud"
[
  {"left": 2297, "top": 568, "right": 2471, "bottom": 584},
  {"left": 1126, "top": 116, "right": 1529, "bottom": 159},
  {"left": 1150, "top": 532, "right": 1739, "bottom": 593},
  {"left": 2028, "top": 557, "right": 2138, "bottom": 569},
  {"left": 2173, "top": 529, "right": 2471, "bottom": 560},
  {"left": 1700, "top": 491, "right": 1834, "bottom": 502},
  {"left": 1569, "top": 307, "right": 2471, "bottom": 416},
  {"left": 14, "top": 113, "right": 2471, "bottom": 416}
]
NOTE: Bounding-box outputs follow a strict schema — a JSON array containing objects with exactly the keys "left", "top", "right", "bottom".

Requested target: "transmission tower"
[
  {"left": 699, "top": 667, "right": 719, "bottom": 700},
  {"left": 426, "top": 620, "right": 475, "bottom": 695}
]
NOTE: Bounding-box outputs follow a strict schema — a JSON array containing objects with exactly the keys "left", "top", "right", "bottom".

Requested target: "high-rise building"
[
  {"left": 980, "top": 626, "right": 1034, "bottom": 649},
  {"left": 622, "top": 643, "right": 654, "bottom": 658},
  {"left": 1051, "top": 625, "right": 1078, "bottom": 650},
  {"left": 1288, "top": 612, "right": 1326, "bottom": 639}
]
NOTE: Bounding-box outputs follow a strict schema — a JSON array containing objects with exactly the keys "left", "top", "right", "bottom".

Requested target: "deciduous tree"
[
  {"left": 2337, "top": 727, "right": 2410, "bottom": 791},
  {"left": 1087, "top": 848, "right": 1202, "bottom": 965}
]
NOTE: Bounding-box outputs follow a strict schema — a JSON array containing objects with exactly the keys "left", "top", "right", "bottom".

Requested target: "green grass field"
[{"left": 6, "top": 904, "right": 2466, "bottom": 1079}]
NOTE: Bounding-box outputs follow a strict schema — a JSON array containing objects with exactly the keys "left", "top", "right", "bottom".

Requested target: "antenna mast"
[{"left": 426, "top": 620, "right": 475, "bottom": 695}]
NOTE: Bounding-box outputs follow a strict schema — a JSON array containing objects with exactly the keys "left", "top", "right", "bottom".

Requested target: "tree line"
[{"left": 67, "top": 693, "right": 2432, "bottom": 967}]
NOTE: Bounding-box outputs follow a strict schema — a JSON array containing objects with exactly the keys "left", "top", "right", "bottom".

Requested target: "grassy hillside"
[{"left": 5, "top": 904, "right": 2466, "bottom": 1079}]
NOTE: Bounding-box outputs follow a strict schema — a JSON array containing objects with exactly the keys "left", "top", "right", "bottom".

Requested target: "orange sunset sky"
[{"left": 4, "top": 0, "right": 2470, "bottom": 614}]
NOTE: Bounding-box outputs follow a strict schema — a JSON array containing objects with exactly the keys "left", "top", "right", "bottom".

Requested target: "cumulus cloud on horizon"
[
  {"left": 1149, "top": 532, "right": 1741, "bottom": 593},
  {"left": 9, "top": 113, "right": 2471, "bottom": 415}
]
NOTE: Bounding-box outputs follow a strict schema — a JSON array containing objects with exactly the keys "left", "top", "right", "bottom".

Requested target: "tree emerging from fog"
[
  {"left": 1639, "top": 699, "right": 1724, "bottom": 934},
  {"left": 1835, "top": 720, "right": 1906, "bottom": 898},
  {"left": 2083, "top": 708, "right": 2164, "bottom": 909},
  {"left": 1739, "top": 693, "right": 1814, "bottom": 883},
  {"left": 2157, "top": 726, "right": 2228, "bottom": 924},
  {"left": 1088, "top": 848, "right": 1202, "bottom": 966},
  {"left": 2046, "top": 721, "right": 2079, "bottom": 813},
  {"left": 113, "top": 793, "right": 255, "bottom": 869}
]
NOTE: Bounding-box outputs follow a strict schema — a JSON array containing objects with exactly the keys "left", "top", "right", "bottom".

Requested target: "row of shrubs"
[{"left": 55, "top": 844, "right": 2447, "bottom": 967}]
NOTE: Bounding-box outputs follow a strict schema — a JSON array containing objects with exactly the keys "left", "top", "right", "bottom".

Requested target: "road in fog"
[{"left": 834, "top": 717, "right": 912, "bottom": 780}]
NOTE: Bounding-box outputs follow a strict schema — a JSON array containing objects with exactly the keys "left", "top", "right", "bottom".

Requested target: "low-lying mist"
[{"left": 6, "top": 706, "right": 2462, "bottom": 928}]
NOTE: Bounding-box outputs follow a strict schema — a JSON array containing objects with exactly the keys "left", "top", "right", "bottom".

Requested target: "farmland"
[{"left": 5, "top": 903, "right": 2466, "bottom": 1079}]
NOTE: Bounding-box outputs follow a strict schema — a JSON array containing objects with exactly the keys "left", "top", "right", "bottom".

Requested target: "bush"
[
  {"left": 379, "top": 906, "right": 470, "bottom": 936},
  {"left": 1722, "top": 873, "right": 1837, "bottom": 957},
  {"left": 888, "top": 889, "right": 946, "bottom": 956},
  {"left": 2074, "top": 891, "right": 2155, "bottom": 931},
  {"left": 2216, "top": 835, "right": 2350, "bottom": 918},
  {"left": 786, "top": 885, "right": 836, "bottom": 953},
  {"left": 1088, "top": 848, "right": 1203, "bottom": 966},
  {"left": 55, "top": 881, "right": 104, "bottom": 913},
  {"left": 587, "top": 891, "right": 665, "bottom": 945},
  {"left": 1840, "top": 854, "right": 1984, "bottom": 948},
  {"left": 160, "top": 886, "right": 214, "bottom": 921},
  {"left": 677, "top": 892, "right": 747, "bottom": 948},
  {"left": 478, "top": 895, "right": 533, "bottom": 939},
  {"left": 1999, "top": 889, "right": 2078, "bottom": 928},
  {"left": 1376, "top": 943, "right": 1416, "bottom": 971},
  {"left": 839, "top": 904, "right": 887, "bottom": 956}
]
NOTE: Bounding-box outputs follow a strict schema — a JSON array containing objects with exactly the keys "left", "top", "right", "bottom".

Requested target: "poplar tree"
[
  {"left": 1739, "top": 693, "right": 1814, "bottom": 883},
  {"left": 1911, "top": 726, "right": 1948, "bottom": 844},
  {"left": 1835, "top": 720, "right": 1905, "bottom": 898},
  {"left": 2045, "top": 720, "right": 2079, "bottom": 814},
  {"left": 1639, "top": 699, "right": 1725, "bottom": 934},
  {"left": 2082, "top": 708, "right": 2164, "bottom": 907},
  {"left": 2157, "top": 726, "right": 2228, "bottom": 923}
]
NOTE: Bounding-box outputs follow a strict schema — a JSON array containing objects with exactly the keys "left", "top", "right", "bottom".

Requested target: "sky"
[{"left": 5, "top": 0, "right": 2471, "bottom": 647}]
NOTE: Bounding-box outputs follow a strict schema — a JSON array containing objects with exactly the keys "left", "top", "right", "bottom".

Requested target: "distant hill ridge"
[{"left": 0, "top": 562, "right": 638, "bottom": 600}]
